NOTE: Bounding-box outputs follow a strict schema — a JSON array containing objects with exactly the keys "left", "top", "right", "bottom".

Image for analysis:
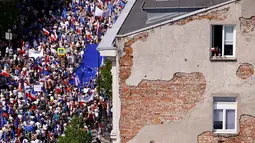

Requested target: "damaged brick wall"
[
  {"left": 236, "top": 63, "right": 254, "bottom": 79},
  {"left": 198, "top": 115, "right": 255, "bottom": 143},
  {"left": 175, "top": 7, "right": 230, "bottom": 25},
  {"left": 119, "top": 33, "right": 206, "bottom": 143},
  {"left": 240, "top": 16, "right": 255, "bottom": 33}
]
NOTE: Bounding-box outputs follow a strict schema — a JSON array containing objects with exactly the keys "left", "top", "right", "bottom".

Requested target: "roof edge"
[
  {"left": 97, "top": 0, "right": 137, "bottom": 51},
  {"left": 142, "top": 6, "right": 207, "bottom": 10},
  {"left": 116, "top": 0, "right": 236, "bottom": 38}
]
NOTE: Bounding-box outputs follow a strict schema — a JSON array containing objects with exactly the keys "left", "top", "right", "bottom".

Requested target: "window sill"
[
  {"left": 212, "top": 129, "right": 237, "bottom": 137},
  {"left": 213, "top": 131, "right": 237, "bottom": 134},
  {"left": 210, "top": 57, "right": 237, "bottom": 61},
  {"left": 212, "top": 132, "right": 238, "bottom": 137}
]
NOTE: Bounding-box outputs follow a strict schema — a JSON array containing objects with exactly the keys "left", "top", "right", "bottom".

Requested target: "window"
[
  {"left": 213, "top": 97, "right": 237, "bottom": 133},
  {"left": 211, "top": 25, "right": 236, "bottom": 58}
]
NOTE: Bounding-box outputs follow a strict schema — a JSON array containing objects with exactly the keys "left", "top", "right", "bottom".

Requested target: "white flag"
[
  {"left": 95, "top": 6, "right": 104, "bottom": 17},
  {"left": 102, "top": 8, "right": 110, "bottom": 18},
  {"left": 75, "top": 75, "right": 80, "bottom": 86},
  {"left": 78, "top": 94, "right": 94, "bottom": 103},
  {"left": 95, "top": 6, "right": 111, "bottom": 18},
  {"left": 29, "top": 49, "right": 43, "bottom": 59}
]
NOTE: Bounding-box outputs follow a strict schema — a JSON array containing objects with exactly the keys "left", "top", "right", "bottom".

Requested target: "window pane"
[
  {"left": 224, "top": 26, "right": 234, "bottom": 45},
  {"left": 211, "top": 25, "right": 223, "bottom": 57},
  {"left": 214, "top": 109, "right": 223, "bottom": 129},
  {"left": 214, "top": 97, "right": 236, "bottom": 102},
  {"left": 224, "top": 45, "right": 233, "bottom": 56},
  {"left": 226, "top": 110, "right": 235, "bottom": 129}
]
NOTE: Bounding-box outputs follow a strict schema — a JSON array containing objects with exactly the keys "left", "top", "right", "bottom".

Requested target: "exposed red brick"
[
  {"left": 175, "top": 7, "right": 230, "bottom": 25},
  {"left": 240, "top": 16, "right": 255, "bottom": 33},
  {"left": 198, "top": 115, "right": 255, "bottom": 143},
  {"left": 119, "top": 33, "right": 206, "bottom": 143},
  {"left": 236, "top": 63, "right": 254, "bottom": 79}
]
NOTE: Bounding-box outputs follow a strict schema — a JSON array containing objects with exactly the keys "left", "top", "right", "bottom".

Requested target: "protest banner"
[
  {"left": 29, "top": 49, "right": 43, "bottom": 59},
  {"left": 57, "top": 48, "right": 66, "bottom": 56},
  {"left": 34, "top": 85, "right": 42, "bottom": 91}
]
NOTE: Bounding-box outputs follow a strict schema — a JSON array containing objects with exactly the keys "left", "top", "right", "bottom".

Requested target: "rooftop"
[
  {"left": 97, "top": 0, "right": 234, "bottom": 51},
  {"left": 117, "top": 0, "right": 231, "bottom": 35},
  {"left": 143, "top": 0, "right": 231, "bottom": 10}
]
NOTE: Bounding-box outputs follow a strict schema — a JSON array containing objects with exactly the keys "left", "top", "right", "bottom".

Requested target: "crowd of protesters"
[{"left": 0, "top": 0, "right": 125, "bottom": 142}]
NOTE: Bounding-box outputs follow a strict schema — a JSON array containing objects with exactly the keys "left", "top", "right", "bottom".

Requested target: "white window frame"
[
  {"left": 211, "top": 25, "right": 236, "bottom": 58},
  {"left": 213, "top": 100, "right": 237, "bottom": 134}
]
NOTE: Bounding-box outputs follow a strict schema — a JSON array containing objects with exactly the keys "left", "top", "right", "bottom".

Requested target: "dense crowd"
[{"left": 0, "top": 0, "right": 125, "bottom": 142}]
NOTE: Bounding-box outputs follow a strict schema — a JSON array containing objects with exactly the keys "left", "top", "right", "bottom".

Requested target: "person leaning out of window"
[{"left": 211, "top": 46, "right": 221, "bottom": 57}]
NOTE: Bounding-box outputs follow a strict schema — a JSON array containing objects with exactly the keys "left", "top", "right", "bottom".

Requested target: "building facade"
[{"left": 98, "top": 0, "right": 255, "bottom": 142}]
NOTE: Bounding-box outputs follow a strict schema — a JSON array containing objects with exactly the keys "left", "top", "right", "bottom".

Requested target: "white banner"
[
  {"left": 29, "top": 49, "right": 43, "bottom": 59},
  {"left": 5, "top": 33, "right": 12, "bottom": 40},
  {"left": 78, "top": 94, "right": 94, "bottom": 103},
  {"left": 95, "top": 7, "right": 110, "bottom": 18},
  {"left": 34, "top": 85, "right": 42, "bottom": 91},
  {"left": 102, "top": 8, "right": 110, "bottom": 18}
]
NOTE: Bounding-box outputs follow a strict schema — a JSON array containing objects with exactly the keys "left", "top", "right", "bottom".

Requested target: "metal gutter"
[
  {"left": 97, "top": 0, "right": 137, "bottom": 51},
  {"left": 116, "top": 0, "right": 236, "bottom": 38}
]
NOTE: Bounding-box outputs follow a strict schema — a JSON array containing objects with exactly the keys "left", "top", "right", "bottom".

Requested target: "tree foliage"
[
  {"left": 57, "top": 116, "right": 92, "bottom": 143},
  {"left": 97, "top": 59, "right": 112, "bottom": 99},
  {"left": 0, "top": 0, "right": 18, "bottom": 32}
]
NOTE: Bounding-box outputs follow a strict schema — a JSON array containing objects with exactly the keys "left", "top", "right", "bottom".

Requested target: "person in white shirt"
[
  {"left": 35, "top": 122, "right": 41, "bottom": 129},
  {"left": 35, "top": 139, "right": 41, "bottom": 143},
  {"left": 0, "top": 129, "right": 3, "bottom": 140},
  {"left": 80, "top": 50, "right": 84, "bottom": 58},
  {"left": 9, "top": 47, "right": 13, "bottom": 56},
  {"left": 13, "top": 54, "right": 17, "bottom": 60},
  {"left": 22, "top": 138, "right": 29, "bottom": 143},
  {"left": 5, "top": 47, "right": 9, "bottom": 55}
]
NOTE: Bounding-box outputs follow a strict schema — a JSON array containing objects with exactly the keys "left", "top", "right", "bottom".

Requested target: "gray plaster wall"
[{"left": 117, "top": 1, "right": 255, "bottom": 143}]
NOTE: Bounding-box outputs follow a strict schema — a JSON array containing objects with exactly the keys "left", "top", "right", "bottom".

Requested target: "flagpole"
[
  {"left": 0, "top": 106, "right": 2, "bottom": 129},
  {"left": 97, "top": 45, "right": 100, "bottom": 97}
]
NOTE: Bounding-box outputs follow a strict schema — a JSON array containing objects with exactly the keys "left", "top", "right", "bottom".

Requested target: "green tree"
[
  {"left": 58, "top": 116, "right": 92, "bottom": 143},
  {"left": 0, "top": 0, "right": 18, "bottom": 32},
  {"left": 97, "top": 59, "right": 112, "bottom": 99}
]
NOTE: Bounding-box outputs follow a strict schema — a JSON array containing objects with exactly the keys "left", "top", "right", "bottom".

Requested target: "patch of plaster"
[
  {"left": 198, "top": 114, "right": 255, "bottom": 143},
  {"left": 240, "top": 0, "right": 255, "bottom": 18}
]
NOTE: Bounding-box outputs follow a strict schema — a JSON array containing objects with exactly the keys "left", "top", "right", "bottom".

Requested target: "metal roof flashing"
[{"left": 97, "top": 0, "right": 137, "bottom": 52}]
